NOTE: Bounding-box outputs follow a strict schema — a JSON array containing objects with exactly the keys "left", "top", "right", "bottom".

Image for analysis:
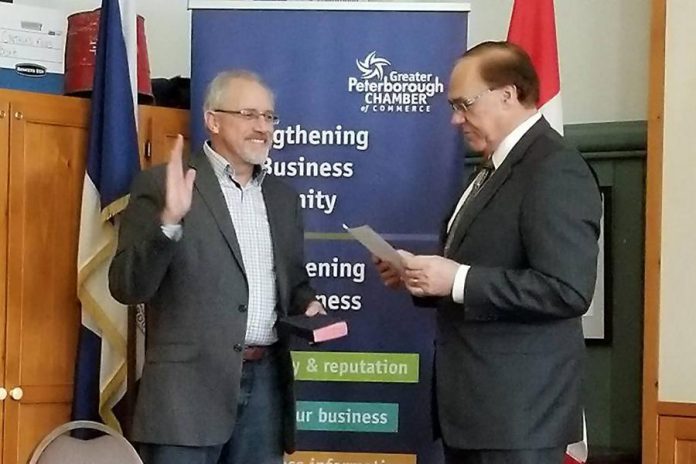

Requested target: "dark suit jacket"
[
  {"left": 431, "top": 117, "right": 602, "bottom": 450},
  {"left": 108, "top": 150, "right": 316, "bottom": 452}
]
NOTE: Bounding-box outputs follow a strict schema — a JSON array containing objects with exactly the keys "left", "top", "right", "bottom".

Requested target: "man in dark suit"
[
  {"left": 109, "top": 70, "right": 324, "bottom": 464},
  {"left": 375, "top": 41, "right": 602, "bottom": 464}
]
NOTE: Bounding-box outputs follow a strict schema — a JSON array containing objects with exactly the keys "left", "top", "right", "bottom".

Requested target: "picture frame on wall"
[{"left": 583, "top": 186, "right": 612, "bottom": 343}]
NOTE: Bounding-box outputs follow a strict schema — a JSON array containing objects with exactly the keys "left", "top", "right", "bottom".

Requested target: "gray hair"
[{"left": 202, "top": 70, "right": 274, "bottom": 112}]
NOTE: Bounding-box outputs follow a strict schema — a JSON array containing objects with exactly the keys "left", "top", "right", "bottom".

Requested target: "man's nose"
[{"left": 451, "top": 110, "right": 466, "bottom": 126}]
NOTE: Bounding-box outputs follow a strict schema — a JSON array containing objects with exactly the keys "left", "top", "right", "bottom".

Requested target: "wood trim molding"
[
  {"left": 0, "top": 88, "right": 87, "bottom": 106},
  {"left": 658, "top": 402, "right": 696, "bottom": 418},
  {"left": 643, "top": 0, "right": 667, "bottom": 463}
]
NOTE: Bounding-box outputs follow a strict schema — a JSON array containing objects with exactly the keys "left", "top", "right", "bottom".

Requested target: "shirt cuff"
[
  {"left": 451, "top": 264, "right": 470, "bottom": 304},
  {"left": 160, "top": 223, "right": 183, "bottom": 242}
]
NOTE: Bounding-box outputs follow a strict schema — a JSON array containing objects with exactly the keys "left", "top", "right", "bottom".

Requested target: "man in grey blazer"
[
  {"left": 109, "top": 70, "right": 324, "bottom": 464},
  {"left": 376, "top": 42, "right": 602, "bottom": 464}
]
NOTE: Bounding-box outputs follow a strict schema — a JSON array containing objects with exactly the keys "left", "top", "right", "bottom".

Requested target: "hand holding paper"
[
  {"left": 371, "top": 254, "right": 400, "bottom": 289},
  {"left": 402, "top": 254, "right": 460, "bottom": 297},
  {"left": 343, "top": 224, "right": 405, "bottom": 272}
]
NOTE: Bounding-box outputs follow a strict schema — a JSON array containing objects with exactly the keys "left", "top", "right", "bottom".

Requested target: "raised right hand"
[{"left": 160, "top": 134, "right": 196, "bottom": 225}]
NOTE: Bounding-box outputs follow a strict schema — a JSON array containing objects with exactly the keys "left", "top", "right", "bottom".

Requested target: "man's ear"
[
  {"left": 204, "top": 111, "right": 219, "bottom": 134},
  {"left": 503, "top": 84, "right": 518, "bottom": 103}
]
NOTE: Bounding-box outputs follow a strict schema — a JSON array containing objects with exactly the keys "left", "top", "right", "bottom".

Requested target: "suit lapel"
[
  {"left": 446, "top": 117, "right": 552, "bottom": 253},
  {"left": 263, "top": 175, "right": 296, "bottom": 315},
  {"left": 445, "top": 163, "right": 513, "bottom": 254},
  {"left": 262, "top": 180, "right": 285, "bottom": 264},
  {"left": 261, "top": 178, "right": 291, "bottom": 311},
  {"left": 439, "top": 170, "right": 478, "bottom": 248},
  {"left": 189, "top": 151, "right": 247, "bottom": 276}
]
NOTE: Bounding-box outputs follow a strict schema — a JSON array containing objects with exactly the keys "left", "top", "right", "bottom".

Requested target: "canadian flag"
[
  {"left": 507, "top": 0, "right": 564, "bottom": 135},
  {"left": 507, "top": 1, "right": 588, "bottom": 463}
]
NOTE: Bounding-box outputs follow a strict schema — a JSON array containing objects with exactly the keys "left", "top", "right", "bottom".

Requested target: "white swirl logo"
[{"left": 356, "top": 51, "right": 391, "bottom": 80}]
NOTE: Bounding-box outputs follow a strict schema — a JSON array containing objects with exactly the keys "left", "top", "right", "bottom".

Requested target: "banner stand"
[{"left": 190, "top": 2, "right": 470, "bottom": 462}]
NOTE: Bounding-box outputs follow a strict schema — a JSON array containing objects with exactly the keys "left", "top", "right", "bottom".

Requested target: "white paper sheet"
[{"left": 343, "top": 224, "right": 404, "bottom": 272}]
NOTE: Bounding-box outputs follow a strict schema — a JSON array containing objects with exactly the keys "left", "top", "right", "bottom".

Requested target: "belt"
[{"left": 243, "top": 345, "right": 272, "bottom": 362}]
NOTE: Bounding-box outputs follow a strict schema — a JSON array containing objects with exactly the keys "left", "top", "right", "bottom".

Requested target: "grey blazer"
[
  {"left": 430, "top": 117, "right": 602, "bottom": 450},
  {"left": 109, "top": 150, "right": 316, "bottom": 452}
]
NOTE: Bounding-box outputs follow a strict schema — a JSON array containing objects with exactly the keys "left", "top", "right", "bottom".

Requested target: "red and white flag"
[
  {"left": 508, "top": 0, "right": 564, "bottom": 135},
  {"left": 508, "top": 1, "right": 588, "bottom": 463}
]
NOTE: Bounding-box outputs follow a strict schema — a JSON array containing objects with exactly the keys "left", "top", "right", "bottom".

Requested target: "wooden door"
[
  {"left": 659, "top": 416, "right": 696, "bottom": 464},
  {"left": 3, "top": 94, "right": 87, "bottom": 464},
  {"left": 139, "top": 105, "right": 190, "bottom": 168},
  {"left": 0, "top": 98, "right": 10, "bottom": 460}
]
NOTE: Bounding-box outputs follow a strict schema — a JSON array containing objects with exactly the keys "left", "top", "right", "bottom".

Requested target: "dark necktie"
[{"left": 443, "top": 159, "right": 495, "bottom": 257}]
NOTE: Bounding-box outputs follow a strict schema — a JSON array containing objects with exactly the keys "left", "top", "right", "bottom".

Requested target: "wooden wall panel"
[
  {"left": 644, "top": 0, "right": 667, "bottom": 461},
  {"left": 659, "top": 416, "right": 696, "bottom": 464}
]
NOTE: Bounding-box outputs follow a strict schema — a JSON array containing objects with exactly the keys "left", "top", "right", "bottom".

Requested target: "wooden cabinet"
[
  {"left": 139, "top": 105, "right": 190, "bottom": 167},
  {"left": 0, "top": 89, "right": 88, "bottom": 464},
  {"left": 0, "top": 88, "right": 189, "bottom": 464},
  {"left": 0, "top": 99, "right": 9, "bottom": 461},
  {"left": 659, "top": 416, "right": 696, "bottom": 464}
]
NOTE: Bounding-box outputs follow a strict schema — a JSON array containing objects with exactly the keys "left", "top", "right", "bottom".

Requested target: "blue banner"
[{"left": 191, "top": 3, "right": 469, "bottom": 462}]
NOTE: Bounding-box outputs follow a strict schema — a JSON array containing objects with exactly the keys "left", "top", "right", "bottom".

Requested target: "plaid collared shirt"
[{"left": 203, "top": 142, "right": 278, "bottom": 345}]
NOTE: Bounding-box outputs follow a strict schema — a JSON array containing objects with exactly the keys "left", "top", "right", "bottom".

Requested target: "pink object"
[{"left": 313, "top": 320, "right": 348, "bottom": 343}]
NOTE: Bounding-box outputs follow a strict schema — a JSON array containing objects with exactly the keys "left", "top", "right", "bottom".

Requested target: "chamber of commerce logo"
[
  {"left": 348, "top": 51, "right": 444, "bottom": 114},
  {"left": 356, "top": 51, "right": 391, "bottom": 80}
]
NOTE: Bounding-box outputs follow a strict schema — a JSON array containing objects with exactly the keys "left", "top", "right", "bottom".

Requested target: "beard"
[{"left": 239, "top": 146, "right": 270, "bottom": 165}]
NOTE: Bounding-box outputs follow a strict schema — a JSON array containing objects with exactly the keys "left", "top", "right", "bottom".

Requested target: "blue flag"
[{"left": 73, "top": 0, "right": 140, "bottom": 431}]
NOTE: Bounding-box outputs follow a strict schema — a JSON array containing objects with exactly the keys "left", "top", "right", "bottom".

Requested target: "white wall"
[
  {"left": 469, "top": 0, "right": 650, "bottom": 123},
  {"left": 658, "top": 0, "right": 696, "bottom": 403},
  {"left": 16, "top": 0, "right": 648, "bottom": 123},
  {"left": 16, "top": 0, "right": 192, "bottom": 78}
]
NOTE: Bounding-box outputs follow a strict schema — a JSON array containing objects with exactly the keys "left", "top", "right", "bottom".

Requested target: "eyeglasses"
[
  {"left": 213, "top": 108, "right": 280, "bottom": 126},
  {"left": 448, "top": 88, "right": 492, "bottom": 113}
]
